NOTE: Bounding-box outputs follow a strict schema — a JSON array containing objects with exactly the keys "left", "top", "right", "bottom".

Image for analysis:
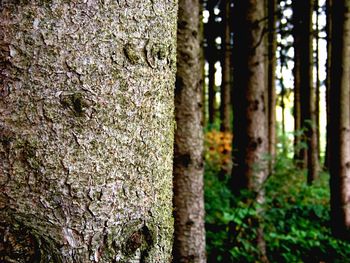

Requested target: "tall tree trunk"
[
  {"left": 208, "top": 60, "right": 216, "bottom": 125},
  {"left": 220, "top": 0, "right": 232, "bottom": 132},
  {"left": 280, "top": 52, "right": 287, "bottom": 155},
  {"left": 200, "top": 2, "right": 206, "bottom": 128},
  {"left": 303, "top": 0, "right": 318, "bottom": 184},
  {"left": 292, "top": 0, "right": 304, "bottom": 167},
  {"left": 329, "top": 0, "right": 350, "bottom": 240},
  {"left": 293, "top": 0, "right": 319, "bottom": 183},
  {"left": 324, "top": 0, "right": 332, "bottom": 170},
  {"left": 207, "top": 4, "right": 217, "bottom": 126},
  {"left": 232, "top": 0, "right": 268, "bottom": 260},
  {"left": 0, "top": 2, "right": 177, "bottom": 262},
  {"left": 267, "top": 0, "right": 277, "bottom": 171},
  {"left": 315, "top": 0, "right": 321, "bottom": 161},
  {"left": 173, "top": 0, "right": 206, "bottom": 262}
]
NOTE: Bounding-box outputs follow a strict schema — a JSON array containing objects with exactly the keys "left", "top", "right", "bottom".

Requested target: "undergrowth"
[{"left": 204, "top": 130, "right": 350, "bottom": 262}]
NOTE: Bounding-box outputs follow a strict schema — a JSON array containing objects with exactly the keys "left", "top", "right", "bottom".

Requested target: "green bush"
[{"left": 204, "top": 150, "right": 350, "bottom": 262}]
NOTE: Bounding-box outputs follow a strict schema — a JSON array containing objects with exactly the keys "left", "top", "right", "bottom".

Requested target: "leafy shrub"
[{"left": 204, "top": 130, "right": 350, "bottom": 262}]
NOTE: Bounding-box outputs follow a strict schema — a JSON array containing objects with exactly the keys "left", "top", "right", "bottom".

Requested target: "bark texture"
[
  {"left": 329, "top": 0, "right": 350, "bottom": 239},
  {"left": 173, "top": 0, "right": 206, "bottom": 262},
  {"left": 0, "top": 1, "right": 177, "bottom": 262}
]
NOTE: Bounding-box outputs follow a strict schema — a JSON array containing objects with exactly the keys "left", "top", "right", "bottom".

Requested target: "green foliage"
[{"left": 204, "top": 137, "right": 350, "bottom": 262}]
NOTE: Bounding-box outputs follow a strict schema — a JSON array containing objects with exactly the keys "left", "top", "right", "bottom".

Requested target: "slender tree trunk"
[
  {"left": 0, "top": 2, "right": 177, "bottom": 262},
  {"left": 329, "top": 0, "right": 350, "bottom": 240},
  {"left": 173, "top": 0, "right": 206, "bottom": 262},
  {"left": 232, "top": 0, "right": 268, "bottom": 260},
  {"left": 292, "top": 1, "right": 304, "bottom": 166},
  {"left": 324, "top": 0, "right": 332, "bottom": 170},
  {"left": 220, "top": 0, "right": 232, "bottom": 132},
  {"left": 207, "top": 5, "right": 217, "bottom": 126},
  {"left": 208, "top": 60, "right": 216, "bottom": 125},
  {"left": 315, "top": 0, "right": 321, "bottom": 161},
  {"left": 303, "top": 0, "right": 318, "bottom": 184},
  {"left": 280, "top": 52, "right": 287, "bottom": 155},
  {"left": 267, "top": 0, "right": 277, "bottom": 171},
  {"left": 293, "top": 0, "right": 319, "bottom": 183}
]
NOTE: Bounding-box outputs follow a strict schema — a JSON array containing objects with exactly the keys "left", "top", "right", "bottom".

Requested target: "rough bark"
[
  {"left": 231, "top": 0, "right": 268, "bottom": 258},
  {"left": 173, "top": 0, "right": 206, "bottom": 262},
  {"left": 220, "top": 0, "right": 232, "bottom": 132},
  {"left": 0, "top": 1, "right": 177, "bottom": 262},
  {"left": 329, "top": 0, "right": 350, "bottom": 239},
  {"left": 267, "top": 0, "right": 277, "bottom": 171}
]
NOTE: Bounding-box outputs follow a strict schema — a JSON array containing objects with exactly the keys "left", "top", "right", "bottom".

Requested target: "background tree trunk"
[
  {"left": 173, "top": 0, "right": 206, "bottom": 262},
  {"left": 292, "top": 0, "right": 306, "bottom": 167},
  {"left": 267, "top": 0, "right": 277, "bottom": 172},
  {"left": 293, "top": 0, "right": 319, "bottom": 183},
  {"left": 315, "top": 0, "right": 321, "bottom": 161},
  {"left": 220, "top": 0, "right": 232, "bottom": 132},
  {"left": 232, "top": 0, "right": 268, "bottom": 194},
  {"left": 231, "top": 0, "right": 268, "bottom": 259},
  {"left": 324, "top": 0, "right": 332, "bottom": 170},
  {"left": 329, "top": 0, "right": 350, "bottom": 240},
  {"left": 207, "top": 3, "right": 217, "bottom": 126},
  {"left": 0, "top": 1, "right": 177, "bottom": 262}
]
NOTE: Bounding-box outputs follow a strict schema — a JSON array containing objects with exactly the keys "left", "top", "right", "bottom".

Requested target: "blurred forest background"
[{"left": 173, "top": 0, "right": 350, "bottom": 262}]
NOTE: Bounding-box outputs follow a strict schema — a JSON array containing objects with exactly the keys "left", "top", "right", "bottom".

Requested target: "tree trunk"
[
  {"left": 324, "top": 0, "right": 332, "bottom": 170},
  {"left": 173, "top": 0, "right": 206, "bottom": 262},
  {"left": 208, "top": 60, "right": 216, "bottom": 125},
  {"left": 292, "top": 0, "right": 306, "bottom": 167},
  {"left": 315, "top": 0, "right": 321, "bottom": 161},
  {"left": 267, "top": 0, "right": 277, "bottom": 171},
  {"left": 231, "top": 0, "right": 268, "bottom": 259},
  {"left": 329, "top": 0, "right": 350, "bottom": 240},
  {"left": 280, "top": 52, "right": 287, "bottom": 155},
  {"left": 220, "top": 0, "right": 232, "bottom": 132},
  {"left": 0, "top": 2, "right": 177, "bottom": 262},
  {"left": 232, "top": 0, "right": 268, "bottom": 193},
  {"left": 293, "top": 0, "right": 319, "bottom": 183},
  {"left": 207, "top": 4, "right": 217, "bottom": 126}
]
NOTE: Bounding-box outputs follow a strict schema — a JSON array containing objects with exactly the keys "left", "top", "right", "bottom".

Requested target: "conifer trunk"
[
  {"left": 329, "top": 0, "right": 350, "bottom": 240},
  {"left": 220, "top": 0, "right": 232, "bottom": 132},
  {"left": 173, "top": 0, "right": 206, "bottom": 261},
  {"left": 0, "top": 1, "right": 177, "bottom": 262},
  {"left": 232, "top": 0, "right": 268, "bottom": 259},
  {"left": 267, "top": 0, "right": 277, "bottom": 170}
]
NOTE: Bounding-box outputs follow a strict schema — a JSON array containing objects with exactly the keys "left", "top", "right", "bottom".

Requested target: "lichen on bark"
[{"left": 0, "top": 1, "right": 177, "bottom": 262}]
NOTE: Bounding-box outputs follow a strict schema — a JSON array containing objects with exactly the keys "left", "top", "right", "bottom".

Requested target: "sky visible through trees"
[{"left": 203, "top": 0, "right": 328, "bottom": 154}]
